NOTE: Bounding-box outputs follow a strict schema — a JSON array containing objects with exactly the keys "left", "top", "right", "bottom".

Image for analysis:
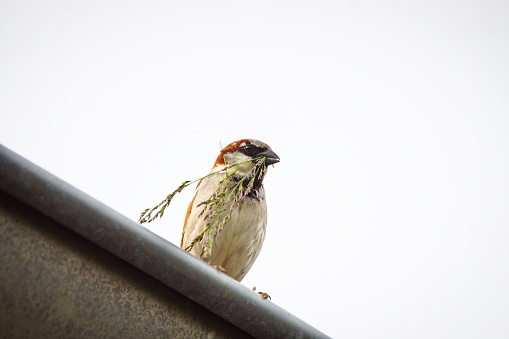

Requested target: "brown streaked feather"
[
  {"left": 181, "top": 191, "right": 197, "bottom": 247},
  {"left": 214, "top": 139, "right": 250, "bottom": 166}
]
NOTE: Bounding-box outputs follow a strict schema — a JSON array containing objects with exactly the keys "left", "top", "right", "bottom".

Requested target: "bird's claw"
[
  {"left": 208, "top": 263, "right": 226, "bottom": 274},
  {"left": 252, "top": 286, "right": 271, "bottom": 300}
]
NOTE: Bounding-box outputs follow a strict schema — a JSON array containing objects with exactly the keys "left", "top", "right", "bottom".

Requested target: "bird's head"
[{"left": 213, "top": 139, "right": 280, "bottom": 176}]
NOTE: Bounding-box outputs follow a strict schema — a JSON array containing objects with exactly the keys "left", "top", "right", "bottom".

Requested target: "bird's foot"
[
  {"left": 208, "top": 263, "right": 226, "bottom": 274},
  {"left": 252, "top": 286, "right": 271, "bottom": 300}
]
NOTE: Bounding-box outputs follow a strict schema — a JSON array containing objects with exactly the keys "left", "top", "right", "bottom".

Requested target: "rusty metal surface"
[
  {"left": 0, "top": 144, "right": 329, "bottom": 338},
  {"left": 0, "top": 190, "right": 252, "bottom": 338}
]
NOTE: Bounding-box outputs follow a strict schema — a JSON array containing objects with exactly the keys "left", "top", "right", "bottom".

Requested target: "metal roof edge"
[{"left": 0, "top": 144, "right": 329, "bottom": 338}]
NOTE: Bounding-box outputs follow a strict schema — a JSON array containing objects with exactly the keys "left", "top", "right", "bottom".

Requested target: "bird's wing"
[{"left": 181, "top": 191, "right": 197, "bottom": 248}]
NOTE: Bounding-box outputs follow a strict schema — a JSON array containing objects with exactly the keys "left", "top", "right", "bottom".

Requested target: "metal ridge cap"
[{"left": 0, "top": 144, "right": 329, "bottom": 338}]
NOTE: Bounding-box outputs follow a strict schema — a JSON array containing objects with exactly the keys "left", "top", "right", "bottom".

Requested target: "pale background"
[{"left": 1, "top": 1, "right": 509, "bottom": 338}]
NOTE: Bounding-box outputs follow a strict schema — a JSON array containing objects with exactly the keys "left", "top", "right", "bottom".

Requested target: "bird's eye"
[{"left": 244, "top": 144, "right": 254, "bottom": 150}]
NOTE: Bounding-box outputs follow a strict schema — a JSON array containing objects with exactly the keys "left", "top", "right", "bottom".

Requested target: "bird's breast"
[
  {"left": 209, "top": 193, "right": 267, "bottom": 281},
  {"left": 182, "top": 172, "right": 268, "bottom": 281}
]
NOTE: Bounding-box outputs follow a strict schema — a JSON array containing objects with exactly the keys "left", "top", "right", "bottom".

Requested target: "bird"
[{"left": 181, "top": 139, "right": 280, "bottom": 282}]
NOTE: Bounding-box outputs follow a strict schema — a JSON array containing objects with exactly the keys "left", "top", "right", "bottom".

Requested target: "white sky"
[{"left": 2, "top": 1, "right": 509, "bottom": 337}]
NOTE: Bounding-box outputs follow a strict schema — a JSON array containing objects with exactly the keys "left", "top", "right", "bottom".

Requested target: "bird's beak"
[{"left": 259, "top": 148, "right": 280, "bottom": 166}]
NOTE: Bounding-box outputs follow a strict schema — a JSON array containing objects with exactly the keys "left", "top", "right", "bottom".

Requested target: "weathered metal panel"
[
  {"left": 0, "top": 144, "right": 329, "bottom": 338},
  {"left": 0, "top": 190, "right": 252, "bottom": 338}
]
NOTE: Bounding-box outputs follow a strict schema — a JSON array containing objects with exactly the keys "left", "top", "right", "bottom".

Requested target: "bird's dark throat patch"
[{"left": 232, "top": 165, "right": 267, "bottom": 200}]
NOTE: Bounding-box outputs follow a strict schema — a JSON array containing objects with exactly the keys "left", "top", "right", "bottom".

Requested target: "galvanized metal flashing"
[
  {"left": 0, "top": 189, "right": 253, "bottom": 338},
  {"left": 0, "top": 144, "right": 329, "bottom": 338}
]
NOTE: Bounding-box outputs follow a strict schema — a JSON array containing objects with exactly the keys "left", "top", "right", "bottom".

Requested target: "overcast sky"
[{"left": 2, "top": 1, "right": 509, "bottom": 337}]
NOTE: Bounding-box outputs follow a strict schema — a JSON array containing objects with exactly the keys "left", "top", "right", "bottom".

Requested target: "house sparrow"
[{"left": 181, "top": 139, "right": 280, "bottom": 282}]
